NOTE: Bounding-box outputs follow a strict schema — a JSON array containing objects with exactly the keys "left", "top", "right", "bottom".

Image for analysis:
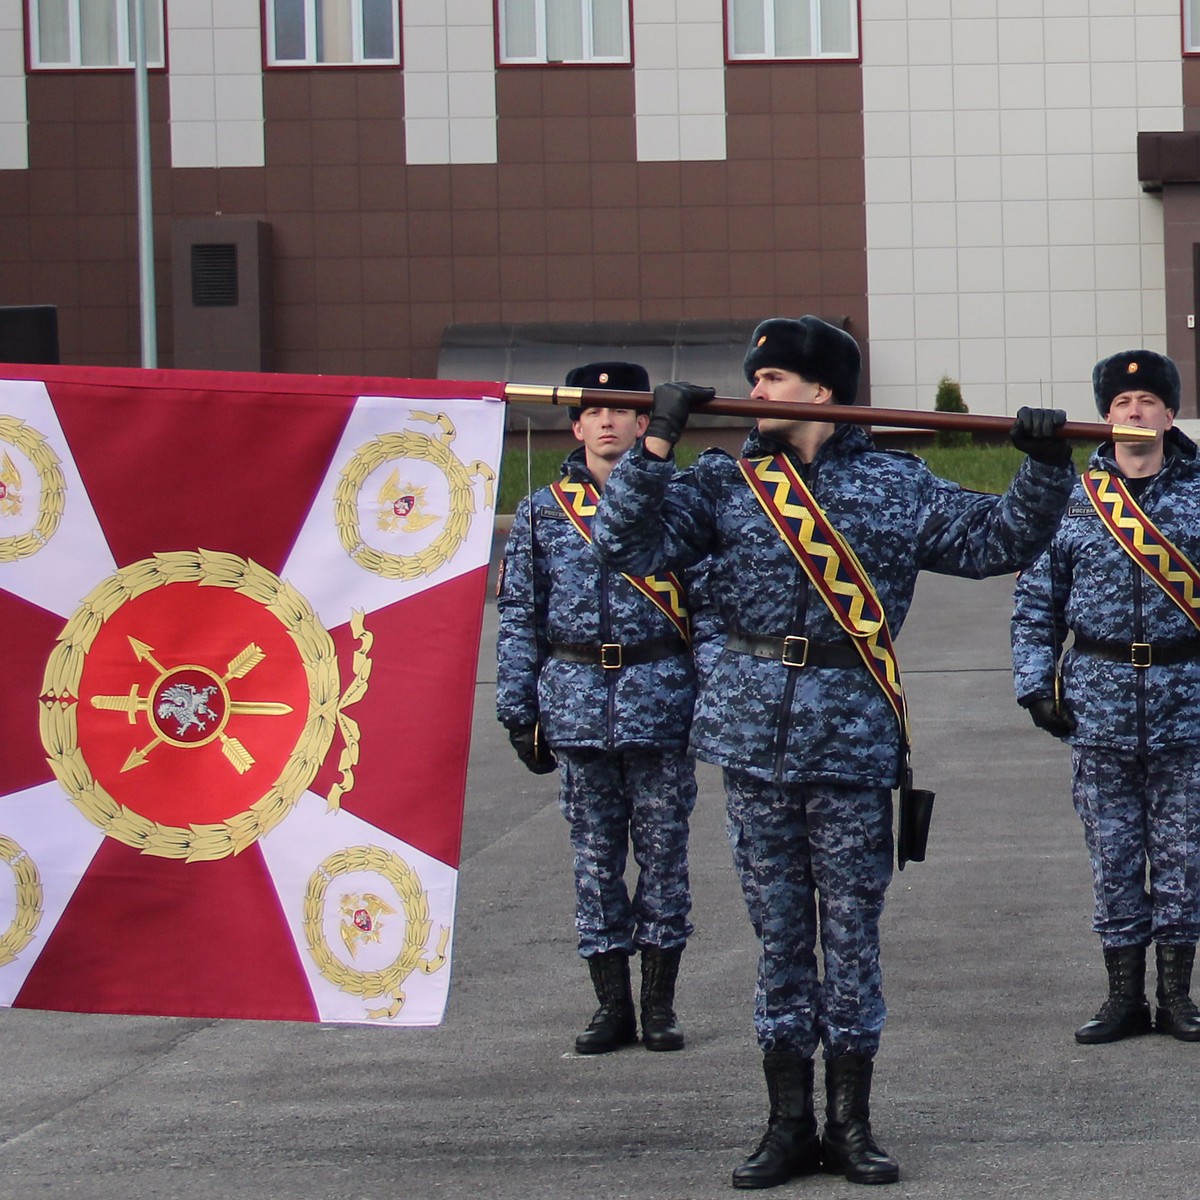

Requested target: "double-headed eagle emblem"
[
  {"left": 339, "top": 891, "right": 397, "bottom": 957},
  {"left": 0, "top": 450, "right": 22, "bottom": 518},
  {"left": 376, "top": 470, "right": 439, "bottom": 535}
]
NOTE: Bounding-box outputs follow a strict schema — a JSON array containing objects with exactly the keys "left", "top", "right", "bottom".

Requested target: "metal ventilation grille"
[{"left": 190, "top": 243, "right": 238, "bottom": 307}]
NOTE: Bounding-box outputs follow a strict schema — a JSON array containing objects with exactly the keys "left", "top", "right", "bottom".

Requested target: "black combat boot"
[
  {"left": 821, "top": 1053, "right": 900, "bottom": 1185},
  {"left": 1155, "top": 943, "right": 1200, "bottom": 1041},
  {"left": 1074, "top": 944, "right": 1152, "bottom": 1044},
  {"left": 575, "top": 951, "right": 637, "bottom": 1054},
  {"left": 731, "top": 1050, "right": 821, "bottom": 1189},
  {"left": 640, "top": 946, "right": 685, "bottom": 1051}
]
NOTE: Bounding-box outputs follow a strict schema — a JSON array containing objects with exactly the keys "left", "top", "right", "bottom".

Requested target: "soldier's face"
[
  {"left": 750, "top": 368, "right": 831, "bottom": 440},
  {"left": 1105, "top": 390, "right": 1174, "bottom": 436},
  {"left": 572, "top": 407, "right": 648, "bottom": 460}
]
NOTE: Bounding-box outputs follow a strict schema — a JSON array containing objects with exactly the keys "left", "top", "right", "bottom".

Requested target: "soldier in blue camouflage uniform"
[
  {"left": 1012, "top": 349, "right": 1200, "bottom": 1047},
  {"left": 591, "top": 317, "right": 1074, "bottom": 1189},
  {"left": 496, "top": 361, "right": 699, "bottom": 1056}
]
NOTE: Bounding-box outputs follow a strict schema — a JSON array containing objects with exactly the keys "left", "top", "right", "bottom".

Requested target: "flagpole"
[
  {"left": 501, "top": 383, "right": 1153, "bottom": 444},
  {"left": 129, "top": 0, "right": 157, "bottom": 367}
]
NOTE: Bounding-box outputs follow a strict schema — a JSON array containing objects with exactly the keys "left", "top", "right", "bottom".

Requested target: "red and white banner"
[{"left": 0, "top": 364, "right": 504, "bottom": 1026}]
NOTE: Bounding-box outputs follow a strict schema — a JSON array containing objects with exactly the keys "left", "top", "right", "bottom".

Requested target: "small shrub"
[{"left": 934, "top": 376, "right": 972, "bottom": 449}]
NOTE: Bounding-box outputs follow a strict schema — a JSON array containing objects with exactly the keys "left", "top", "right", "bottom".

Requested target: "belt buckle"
[
  {"left": 600, "top": 643, "right": 623, "bottom": 670},
  {"left": 782, "top": 635, "right": 809, "bottom": 668},
  {"left": 1131, "top": 642, "right": 1152, "bottom": 669}
]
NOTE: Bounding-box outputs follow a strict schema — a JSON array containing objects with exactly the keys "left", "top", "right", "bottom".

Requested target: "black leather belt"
[
  {"left": 549, "top": 636, "right": 688, "bottom": 670},
  {"left": 1072, "top": 634, "right": 1200, "bottom": 668},
  {"left": 725, "top": 629, "right": 864, "bottom": 669}
]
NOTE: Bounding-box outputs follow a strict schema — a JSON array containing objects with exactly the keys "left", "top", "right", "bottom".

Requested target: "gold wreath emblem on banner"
[
  {"left": 333, "top": 410, "right": 496, "bottom": 580},
  {"left": 0, "top": 415, "right": 67, "bottom": 562},
  {"left": 38, "top": 550, "right": 372, "bottom": 861},
  {"left": 302, "top": 844, "right": 449, "bottom": 1020},
  {"left": 0, "top": 834, "right": 43, "bottom": 967}
]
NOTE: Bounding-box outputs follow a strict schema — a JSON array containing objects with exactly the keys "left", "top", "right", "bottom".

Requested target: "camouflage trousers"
[
  {"left": 724, "top": 769, "right": 893, "bottom": 1059},
  {"left": 556, "top": 747, "right": 696, "bottom": 958},
  {"left": 1072, "top": 745, "right": 1200, "bottom": 948}
]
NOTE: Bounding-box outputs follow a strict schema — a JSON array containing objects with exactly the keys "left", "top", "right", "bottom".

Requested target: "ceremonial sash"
[
  {"left": 549, "top": 478, "right": 690, "bottom": 643},
  {"left": 1082, "top": 469, "right": 1200, "bottom": 634},
  {"left": 738, "top": 454, "right": 908, "bottom": 736}
]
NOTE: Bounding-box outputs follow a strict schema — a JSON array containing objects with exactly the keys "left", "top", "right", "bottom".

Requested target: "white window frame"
[
  {"left": 726, "top": 0, "right": 859, "bottom": 63},
  {"left": 28, "top": 0, "right": 165, "bottom": 70},
  {"left": 498, "top": 0, "right": 631, "bottom": 66},
  {"left": 265, "top": 0, "right": 401, "bottom": 67}
]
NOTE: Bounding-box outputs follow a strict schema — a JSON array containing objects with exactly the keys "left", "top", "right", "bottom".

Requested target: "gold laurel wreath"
[
  {"left": 0, "top": 834, "right": 42, "bottom": 967},
  {"left": 333, "top": 410, "right": 496, "bottom": 580},
  {"left": 302, "top": 844, "right": 449, "bottom": 1020},
  {"left": 39, "top": 550, "right": 342, "bottom": 862},
  {"left": 0, "top": 414, "right": 67, "bottom": 563}
]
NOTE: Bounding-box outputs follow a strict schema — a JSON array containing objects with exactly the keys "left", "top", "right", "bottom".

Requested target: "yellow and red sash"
[
  {"left": 550, "top": 478, "right": 691, "bottom": 643},
  {"left": 1082, "top": 469, "right": 1200, "bottom": 634},
  {"left": 738, "top": 454, "right": 908, "bottom": 735}
]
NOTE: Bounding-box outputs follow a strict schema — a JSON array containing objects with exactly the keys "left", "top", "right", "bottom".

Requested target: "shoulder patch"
[{"left": 1066, "top": 502, "right": 1095, "bottom": 518}]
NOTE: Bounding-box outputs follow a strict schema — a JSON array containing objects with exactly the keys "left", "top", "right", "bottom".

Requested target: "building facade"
[{"left": 0, "top": 1, "right": 1198, "bottom": 420}]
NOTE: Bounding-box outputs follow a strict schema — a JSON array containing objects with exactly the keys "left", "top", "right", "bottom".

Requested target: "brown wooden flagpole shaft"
[{"left": 501, "top": 383, "right": 1151, "bottom": 443}]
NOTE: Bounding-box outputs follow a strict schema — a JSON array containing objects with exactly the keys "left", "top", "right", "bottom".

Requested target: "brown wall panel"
[
  {"left": 313, "top": 214, "right": 364, "bottom": 258},
  {"left": 362, "top": 258, "right": 410, "bottom": 304},
  {"left": 592, "top": 253, "right": 640, "bottom": 301},
  {"left": 171, "top": 168, "right": 219, "bottom": 212},
  {"left": 0, "top": 54, "right": 868, "bottom": 383}
]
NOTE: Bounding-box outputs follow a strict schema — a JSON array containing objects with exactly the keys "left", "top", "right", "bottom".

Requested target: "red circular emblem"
[
  {"left": 41, "top": 551, "right": 346, "bottom": 861},
  {"left": 76, "top": 583, "right": 311, "bottom": 827}
]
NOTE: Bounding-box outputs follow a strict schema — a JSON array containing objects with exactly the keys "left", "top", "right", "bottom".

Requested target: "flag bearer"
[
  {"left": 1013, "top": 349, "right": 1200, "bottom": 1047},
  {"left": 496, "top": 362, "right": 699, "bottom": 1055},
  {"left": 591, "top": 317, "right": 1074, "bottom": 1188}
]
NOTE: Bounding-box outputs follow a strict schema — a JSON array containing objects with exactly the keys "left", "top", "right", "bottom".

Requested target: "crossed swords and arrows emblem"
[{"left": 90, "top": 638, "right": 292, "bottom": 775}]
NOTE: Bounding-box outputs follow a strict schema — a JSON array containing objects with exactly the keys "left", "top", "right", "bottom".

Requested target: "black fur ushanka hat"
[
  {"left": 1093, "top": 349, "right": 1180, "bottom": 415},
  {"left": 743, "top": 316, "right": 861, "bottom": 405}
]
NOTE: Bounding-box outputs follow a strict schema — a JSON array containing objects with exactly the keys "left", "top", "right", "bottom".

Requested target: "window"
[
  {"left": 29, "top": 0, "right": 164, "bottom": 70},
  {"left": 727, "top": 0, "right": 858, "bottom": 61},
  {"left": 1187, "top": 0, "right": 1200, "bottom": 53},
  {"left": 499, "top": 0, "right": 630, "bottom": 65},
  {"left": 266, "top": 0, "right": 400, "bottom": 66}
]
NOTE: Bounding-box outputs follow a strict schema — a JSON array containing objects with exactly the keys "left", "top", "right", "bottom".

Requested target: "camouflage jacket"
[
  {"left": 592, "top": 424, "right": 1074, "bottom": 786},
  {"left": 495, "top": 448, "right": 697, "bottom": 751},
  {"left": 1012, "top": 428, "right": 1200, "bottom": 751}
]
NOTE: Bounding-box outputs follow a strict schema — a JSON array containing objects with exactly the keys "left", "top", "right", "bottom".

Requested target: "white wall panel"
[
  {"left": 634, "top": 0, "right": 724, "bottom": 162},
  {"left": 863, "top": 1, "right": 1181, "bottom": 417},
  {"left": 168, "top": 10, "right": 264, "bottom": 169},
  {"left": 404, "top": 0, "right": 495, "bottom": 164},
  {"left": 0, "top": 0, "right": 25, "bottom": 170}
]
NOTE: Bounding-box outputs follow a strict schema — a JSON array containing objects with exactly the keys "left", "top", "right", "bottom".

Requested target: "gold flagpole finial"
[{"left": 1109, "top": 424, "right": 1159, "bottom": 443}]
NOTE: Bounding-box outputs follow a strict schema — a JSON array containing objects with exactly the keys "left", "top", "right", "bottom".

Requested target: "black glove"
[
  {"left": 1010, "top": 406, "right": 1072, "bottom": 467},
  {"left": 1025, "top": 695, "right": 1077, "bottom": 738},
  {"left": 645, "top": 381, "right": 715, "bottom": 446},
  {"left": 508, "top": 724, "right": 557, "bottom": 775}
]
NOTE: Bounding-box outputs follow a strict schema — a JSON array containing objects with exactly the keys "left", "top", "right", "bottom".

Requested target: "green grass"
[
  {"left": 497, "top": 444, "right": 705, "bottom": 513},
  {"left": 496, "top": 439, "right": 1091, "bottom": 514}
]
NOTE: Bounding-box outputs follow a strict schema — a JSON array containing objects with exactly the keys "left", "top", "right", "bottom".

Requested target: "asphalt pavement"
[{"left": 2, "top": 546, "right": 1198, "bottom": 1199}]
